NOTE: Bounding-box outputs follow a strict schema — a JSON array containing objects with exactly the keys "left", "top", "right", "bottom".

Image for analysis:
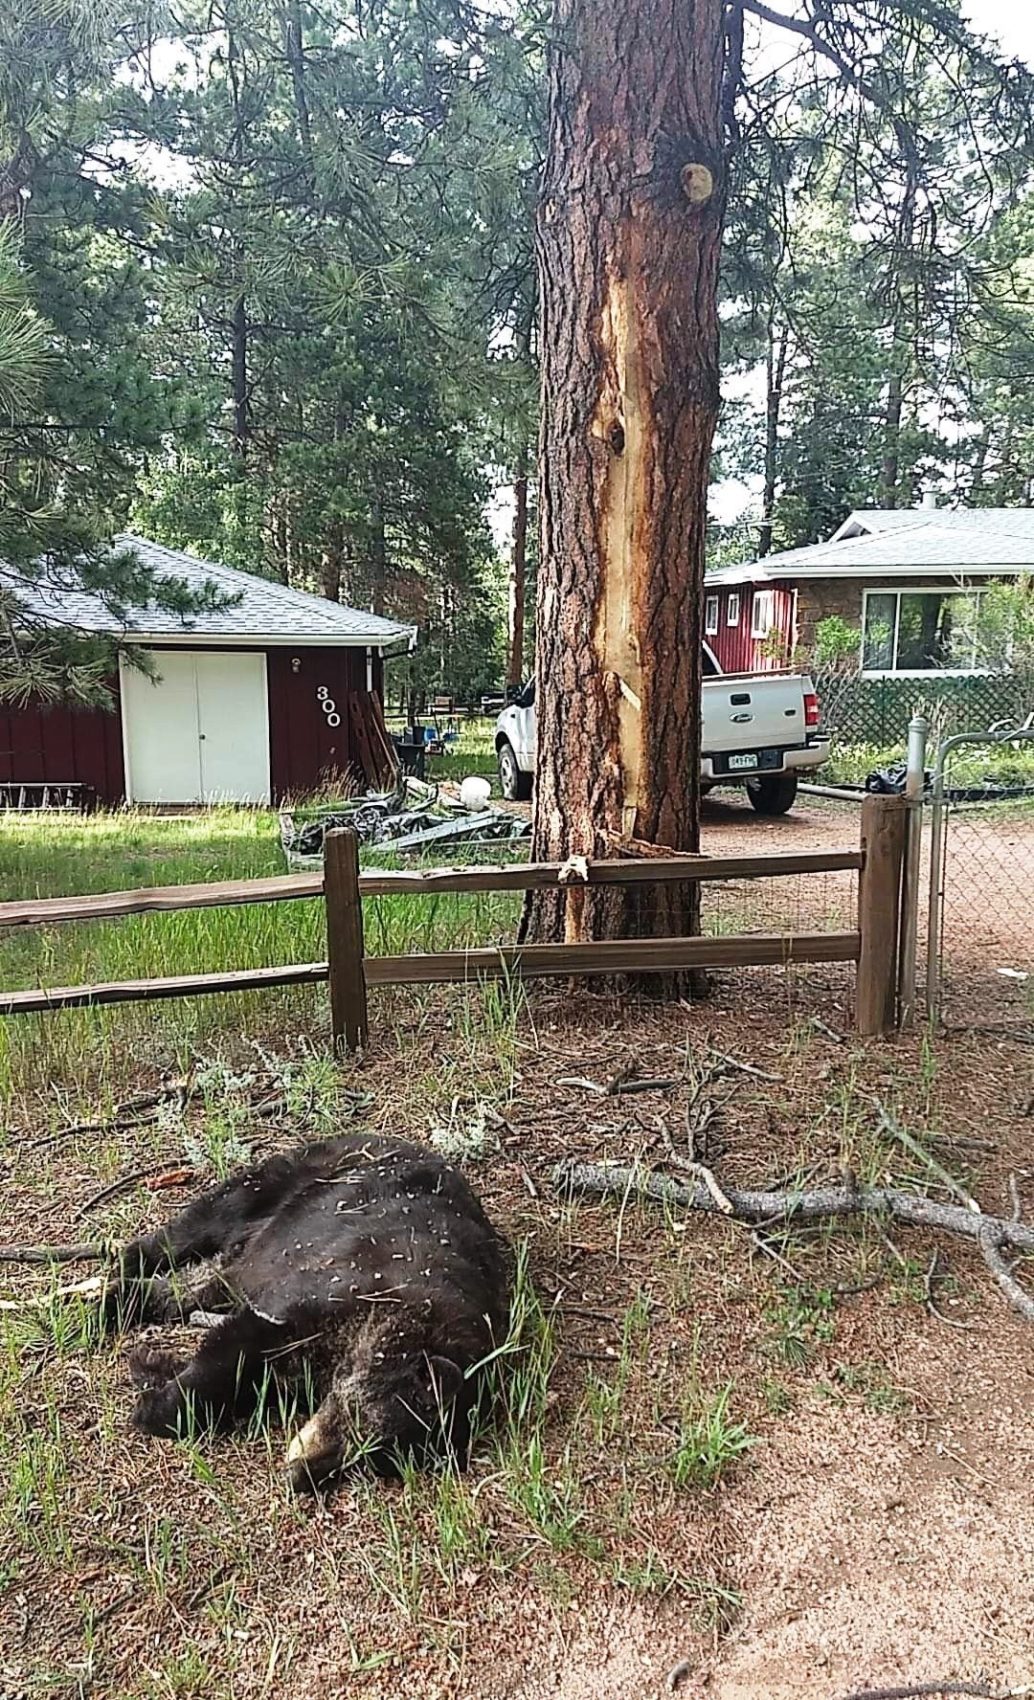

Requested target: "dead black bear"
[{"left": 105, "top": 1132, "right": 508, "bottom": 1490}]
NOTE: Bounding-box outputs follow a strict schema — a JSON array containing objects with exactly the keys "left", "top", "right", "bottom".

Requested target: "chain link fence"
[{"left": 925, "top": 727, "right": 1034, "bottom": 1029}]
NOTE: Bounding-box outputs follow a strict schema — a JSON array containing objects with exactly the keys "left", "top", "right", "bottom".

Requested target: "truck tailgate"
[{"left": 702, "top": 674, "right": 807, "bottom": 754}]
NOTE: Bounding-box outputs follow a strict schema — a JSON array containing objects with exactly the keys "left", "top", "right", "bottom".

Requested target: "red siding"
[
  {"left": 0, "top": 645, "right": 388, "bottom": 808},
  {"left": 704, "top": 584, "right": 796, "bottom": 674},
  {"left": 0, "top": 692, "right": 125, "bottom": 805},
  {"left": 267, "top": 646, "right": 372, "bottom": 800}
]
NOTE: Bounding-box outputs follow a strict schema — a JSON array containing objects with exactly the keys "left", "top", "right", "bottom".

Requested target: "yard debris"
[
  {"left": 923, "top": 1250, "right": 972, "bottom": 1332},
  {"left": 555, "top": 1156, "right": 1034, "bottom": 1324},
  {"left": 0, "top": 1275, "right": 105, "bottom": 1313},
  {"left": 0, "top": 1242, "right": 105, "bottom": 1264},
  {"left": 279, "top": 778, "right": 529, "bottom": 866},
  {"left": 843, "top": 1680, "right": 1034, "bottom": 1699}
]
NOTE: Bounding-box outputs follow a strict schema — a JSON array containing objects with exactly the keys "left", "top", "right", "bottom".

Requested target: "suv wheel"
[{"left": 498, "top": 740, "right": 532, "bottom": 802}]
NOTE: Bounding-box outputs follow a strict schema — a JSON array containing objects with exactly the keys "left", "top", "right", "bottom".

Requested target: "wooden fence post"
[
  {"left": 324, "top": 828, "right": 368, "bottom": 1054},
  {"left": 856, "top": 794, "right": 908, "bottom": 1037}
]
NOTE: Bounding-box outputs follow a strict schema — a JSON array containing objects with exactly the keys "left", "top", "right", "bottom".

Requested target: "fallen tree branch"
[
  {"left": 554, "top": 1161, "right": 1034, "bottom": 1321},
  {"left": 76, "top": 1171, "right": 150, "bottom": 1217},
  {"left": 923, "top": 1251, "right": 971, "bottom": 1332},
  {"left": 978, "top": 1229, "right": 1034, "bottom": 1325},
  {"left": 0, "top": 1243, "right": 106, "bottom": 1265},
  {"left": 706, "top": 1047, "right": 782, "bottom": 1083},
  {"left": 843, "top": 1680, "right": 1034, "bottom": 1699},
  {"left": 0, "top": 1275, "right": 105, "bottom": 1312}
]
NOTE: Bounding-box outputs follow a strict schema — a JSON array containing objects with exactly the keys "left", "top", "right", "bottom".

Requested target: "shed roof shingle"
[{"left": 9, "top": 533, "right": 416, "bottom": 649}]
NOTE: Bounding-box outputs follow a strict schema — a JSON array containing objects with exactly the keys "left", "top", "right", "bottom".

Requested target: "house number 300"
[{"left": 316, "top": 685, "right": 341, "bottom": 728}]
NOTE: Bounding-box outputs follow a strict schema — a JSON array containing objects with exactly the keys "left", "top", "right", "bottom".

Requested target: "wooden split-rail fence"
[{"left": 0, "top": 795, "right": 911, "bottom": 1043}]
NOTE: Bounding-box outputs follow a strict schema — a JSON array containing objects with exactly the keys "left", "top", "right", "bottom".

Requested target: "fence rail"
[
  {"left": 0, "top": 850, "right": 863, "bottom": 932},
  {"left": 0, "top": 804, "right": 906, "bottom": 1038}
]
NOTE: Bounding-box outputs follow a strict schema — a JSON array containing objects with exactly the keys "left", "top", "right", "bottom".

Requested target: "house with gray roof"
[
  {"left": 1, "top": 534, "right": 416, "bottom": 806},
  {"left": 704, "top": 503, "right": 1032, "bottom": 677}
]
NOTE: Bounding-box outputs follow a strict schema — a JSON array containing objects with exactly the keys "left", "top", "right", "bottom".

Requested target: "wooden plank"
[
  {"left": 0, "top": 873, "right": 325, "bottom": 930},
  {"left": 0, "top": 962, "right": 329, "bottom": 1016},
  {"left": 324, "top": 829, "right": 368, "bottom": 1054},
  {"left": 363, "top": 931, "right": 860, "bottom": 986},
  {"left": 0, "top": 849, "right": 864, "bottom": 932},
  {"left": 856, "top": 794, "right": 908, "bottom": 1038},
  {"left": 360, "top": 849, "right": 863, "bottom": 896}
]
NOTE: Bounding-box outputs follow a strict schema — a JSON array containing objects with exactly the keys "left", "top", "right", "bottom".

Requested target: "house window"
[
  {"left": 751, "top": 589, "right": 775, "bottom": 639},
  {"left": 705, "top": 594, "right": 719, "bottom": 635},
  {"left": 726, "top": 593, "right": 741, "bottom": 627},
  {"left": 861, "top": 588, "right": 991, "bottom": 674}
]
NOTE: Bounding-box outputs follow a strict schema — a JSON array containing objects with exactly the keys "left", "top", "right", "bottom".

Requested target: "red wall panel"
[
  {"left": 706, "top": 585, "right": 795, "bottom": 674},
  {"left": 267, "top": 646, "right": 373, "bottom": 800},
  {"left": 0, "top": 690, "right": 125, "bottom": 805}
]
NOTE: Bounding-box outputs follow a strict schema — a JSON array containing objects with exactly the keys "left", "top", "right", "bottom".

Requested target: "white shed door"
[
  {"left": 195, "top": 651, "right": 270, "bottom": 803},
  {"left": 121, "top": 651, "right": 270, "bottom": 804}
]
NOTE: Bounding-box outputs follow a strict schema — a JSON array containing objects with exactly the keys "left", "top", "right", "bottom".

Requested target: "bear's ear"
[{"left": 423, "top": 1354, "right": 463, "bottom": 1408}]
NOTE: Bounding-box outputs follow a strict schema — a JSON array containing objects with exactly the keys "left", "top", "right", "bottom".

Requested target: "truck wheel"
[
  {"left": 498, "top": 740, "right": 532, "bottom": 802},
  {"left": 746, "top": 774, "right": 798, "bottom": 816}
]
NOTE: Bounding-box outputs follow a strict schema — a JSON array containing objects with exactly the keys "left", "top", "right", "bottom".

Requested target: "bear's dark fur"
[{"left": 105, "top": 1133, "right": 508, "bottom": 1490}]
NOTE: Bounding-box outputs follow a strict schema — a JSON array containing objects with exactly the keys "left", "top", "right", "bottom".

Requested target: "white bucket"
[{"left": 459, "top": 776, "right": 492, "bottom": 812}]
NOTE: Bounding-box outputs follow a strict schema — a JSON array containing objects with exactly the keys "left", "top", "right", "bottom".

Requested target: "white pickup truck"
[{"left": 495, "top": 645, "right": 829, "bottom": 815}]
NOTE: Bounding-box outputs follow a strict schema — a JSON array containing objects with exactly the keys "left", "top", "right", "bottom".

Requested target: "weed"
[
  {"left": 356, "top": 1496, "right": 425, "bottom": 1621},
  {"left": 579, "top": 1289, "right": 651, "bottom": 1446},
  {"left": 764, "top": 1283, "right": 837, "bottom": 1367},
  {"left": 830, "top": 1360, "right": 914, "bottom": 1416},
  {"left": 667, "top": 1383, "right": 754, "bottom": 1491},
  {"left": 610, "top": 1545, "right": 683, "bottom": 1595}
]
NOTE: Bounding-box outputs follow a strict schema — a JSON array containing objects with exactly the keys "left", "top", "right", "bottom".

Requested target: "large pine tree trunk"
[
  {"left": 523, "top": 0, "right": 726, "bottom": 971},
  {"left": 506, "top": 444, "right": 529, "bottom": 689},
  {"left": 758, "top": 323, "right": 788, "bottom": 558},
  {"left": 881, "top": 370, "right": 903, "bottom": 507}
]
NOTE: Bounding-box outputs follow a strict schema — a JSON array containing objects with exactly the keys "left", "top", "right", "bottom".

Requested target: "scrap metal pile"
[{"left": 279, "top": 777, "right": 529, "bottom": 867}]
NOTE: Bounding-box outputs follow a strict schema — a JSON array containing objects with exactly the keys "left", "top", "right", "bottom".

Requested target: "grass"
[
  {"left": 0, "top": 804, "right": 528, "bottom": 1109},
  {"left": 825, "top": 737, "right": 1034, "bottom": 790}
]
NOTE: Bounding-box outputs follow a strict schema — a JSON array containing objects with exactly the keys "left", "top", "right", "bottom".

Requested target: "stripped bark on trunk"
[{"left": 523, "top": 0, "right": 726, "bottom": 979}]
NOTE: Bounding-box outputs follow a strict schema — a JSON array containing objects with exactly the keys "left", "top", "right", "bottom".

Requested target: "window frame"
[
  {"left": 751, "top": 588, "right": 776, "bottom": 640},
  {"left": 726, "top": 592, "right": 741, "bottom": 627},
  {"left": 860, "top": 585, "right": 992, "bottom": 677},
  {"left": 704, "top": 593, "right": 720, "bottom": 635}
]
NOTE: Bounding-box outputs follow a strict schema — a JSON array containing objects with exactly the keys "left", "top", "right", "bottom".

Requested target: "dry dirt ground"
[{"left": 3, "top": 969, "right": 1034, "bottom": 1700}]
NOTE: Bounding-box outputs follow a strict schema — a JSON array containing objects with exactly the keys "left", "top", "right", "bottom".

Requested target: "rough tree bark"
[
  {"left": 506, "top": 441, "right": 529, "bottom": 689},
  {"left": 758, "top": 322, "right": 788, "bottom": 558},
  {"left": 523, "top": 0, "right": 726, "bottom": 973},
  {"left": 368, "top": 504, "right": 386, "bottom": 617},
  {"left": 880, "top": 369, "right": 903, "bottom": 507}
]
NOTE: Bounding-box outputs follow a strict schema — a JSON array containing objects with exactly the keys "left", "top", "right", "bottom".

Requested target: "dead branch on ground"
[
  {"left": 554, "top": 1161, "right": 1034, "bottom": 1323},
  {"left": 843, "top": 1680, "right": 1034, "bottom": 1699},
  {"left": 0, "top": 1243, "right": 105, "bottom": 1265}
]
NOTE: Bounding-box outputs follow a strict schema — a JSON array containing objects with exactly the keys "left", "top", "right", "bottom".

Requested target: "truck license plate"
[{"left": 728, "top": 752, "right": 758, "bottom": 772}]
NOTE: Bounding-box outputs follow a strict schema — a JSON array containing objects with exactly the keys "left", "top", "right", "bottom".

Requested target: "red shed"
[
  {"left": 1, "top": 535, "right": 414, "bottom": 806},
  {"left": 703, "top": 576, "right": 797, "bottom": 673}
]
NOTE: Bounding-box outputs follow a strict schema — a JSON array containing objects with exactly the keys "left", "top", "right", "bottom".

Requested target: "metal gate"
[{"left": 926, "top": 723, "right": 1034, "bottom": 1027}]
